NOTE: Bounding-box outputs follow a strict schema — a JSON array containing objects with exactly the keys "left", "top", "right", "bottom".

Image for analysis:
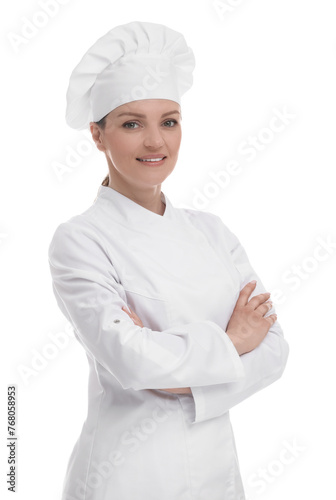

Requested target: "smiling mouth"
[{"left": 136, "top": 156, "right": 167, "bottom": 162}]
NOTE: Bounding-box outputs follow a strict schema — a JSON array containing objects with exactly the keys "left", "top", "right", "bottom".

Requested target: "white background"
[{"left": 1, "top": 0, "right": 335, "bottom": 499}]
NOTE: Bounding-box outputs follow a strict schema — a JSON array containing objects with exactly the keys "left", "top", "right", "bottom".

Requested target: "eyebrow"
[{"left": 116, "top": 110, "right": 180, "bottom": 118}]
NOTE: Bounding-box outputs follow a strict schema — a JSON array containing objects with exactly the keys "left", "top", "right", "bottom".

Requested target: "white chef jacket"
[{"left": 48, "top": 185, "right": 289, "bottom": 500}]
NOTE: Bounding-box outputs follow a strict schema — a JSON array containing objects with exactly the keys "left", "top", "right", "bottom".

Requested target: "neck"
[{"left": 107, "top": 169, "right": 165, "bottom": 216}]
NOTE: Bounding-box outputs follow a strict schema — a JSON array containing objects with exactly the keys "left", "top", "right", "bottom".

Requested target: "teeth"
[{"left": 138, "top": 157, "right": 165, "bottom": 162}]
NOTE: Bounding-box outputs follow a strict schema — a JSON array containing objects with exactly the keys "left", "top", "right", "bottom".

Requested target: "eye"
[
  {"left": 163, "top": 119, "right": 178, "bottom": 127},
  {"left": 122, "top": 121, "right": 139, "bottom": 129}
]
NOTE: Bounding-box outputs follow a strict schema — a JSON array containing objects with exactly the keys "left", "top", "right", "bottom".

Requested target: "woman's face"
[{"left": 90, "top": 99, "right": 182, "bottom": 191}]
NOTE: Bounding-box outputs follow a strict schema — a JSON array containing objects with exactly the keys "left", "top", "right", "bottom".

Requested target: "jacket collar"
[{"left": 94, "top": 185, "right": 173, "bottom": 226}]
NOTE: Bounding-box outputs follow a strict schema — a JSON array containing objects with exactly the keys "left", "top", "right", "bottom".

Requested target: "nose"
[{"left": 143, "top": 125, "right": 165, "bottom": 149}]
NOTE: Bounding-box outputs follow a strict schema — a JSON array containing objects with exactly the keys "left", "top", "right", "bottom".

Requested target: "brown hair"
[{"left": 95, "top": 114, "right": 109, "bottom": 186}]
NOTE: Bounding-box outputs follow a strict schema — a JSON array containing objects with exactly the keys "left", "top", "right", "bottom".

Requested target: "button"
[{"left": 113, "top": 319, "right": 120, "bottom": 324}]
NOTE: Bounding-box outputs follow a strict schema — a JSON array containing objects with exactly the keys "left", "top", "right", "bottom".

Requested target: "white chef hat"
[{"left": 65, "top": 21, "right": 195, "bottom": 130}]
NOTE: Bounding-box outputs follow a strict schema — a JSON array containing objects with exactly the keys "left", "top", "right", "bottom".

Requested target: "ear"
[{"left": 90, "top": 122, "right": 106, "bottom": 152}]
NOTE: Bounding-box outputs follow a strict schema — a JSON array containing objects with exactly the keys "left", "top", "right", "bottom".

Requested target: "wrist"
[{"left": 226, "top": 330, "right": 243, "bottom": 356}]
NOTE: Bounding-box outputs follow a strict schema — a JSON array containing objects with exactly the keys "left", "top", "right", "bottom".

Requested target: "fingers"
[
  {"left": 257, "top": 300, "right": 273, "bottom": 316},
  {"left": 122, "top": 305, "right": 132, "bottom": 315},
  {"left": 237, "top": 281, "right": 270, "bottom": 307},
  {"left": 236, "top": 281, "right": 258, "bottom": 307},
  {"left": 248, "top": 306, "right": 277, "bottom": 332},
  {"left": 248, "top": 291, "right": 271, "bottom": 310},
  {"left": 122, "top": 305, "right": 137, "bottom": 320},
  {"left": 122, "top": 305, "right": 143, "bottom": 327},
  {"left": 264, "top": 313, "right": 277, "bottom": 325},
  {"left": 237, "top": 281, "right": 275, "bottom": 315}
]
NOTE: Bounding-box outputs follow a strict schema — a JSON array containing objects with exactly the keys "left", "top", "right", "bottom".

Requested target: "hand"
[
  {"left": 122, "top": 305, "right": 144, "bottom": 327},
  {"left": 122, "top": 304, "right": 191, "bottom": 394},
  {"left": 226, "top": 281, "right": 277, "bottom": 356},
  {"left": 158, "top": 387, "right": 192, "bottom": 394}
]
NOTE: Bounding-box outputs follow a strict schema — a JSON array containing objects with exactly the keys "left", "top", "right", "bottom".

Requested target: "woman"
[{"left": 48, "top": 21, "right": 289, "bottom": 500}]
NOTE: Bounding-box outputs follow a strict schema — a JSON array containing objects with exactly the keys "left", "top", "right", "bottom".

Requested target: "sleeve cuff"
[
  {"left": 180, "top": 324, "right": 245, "bottom": 425},
  {"left": 205, "top": 321, "right": 245, "bottom": 380}
]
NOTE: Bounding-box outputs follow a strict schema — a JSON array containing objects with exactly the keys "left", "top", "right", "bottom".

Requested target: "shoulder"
[
  {"left": 178, "top": 206, "right": 240, "bottom": 250},
  {"left": 48, "top": 209, "right": 105, "bottom": 263}
]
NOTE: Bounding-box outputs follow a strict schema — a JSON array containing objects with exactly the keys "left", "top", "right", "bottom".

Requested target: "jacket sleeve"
[
  {"left": 188, "top": 216, "right": 290, "bottom": 424},
  {"left": 48, "top": 221, "right": 245, "bottom": 392}
]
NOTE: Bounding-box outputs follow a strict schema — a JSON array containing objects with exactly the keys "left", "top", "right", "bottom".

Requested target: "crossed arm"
[{"left": 121, "top": 279, "right": 277, "bottom": 394}]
